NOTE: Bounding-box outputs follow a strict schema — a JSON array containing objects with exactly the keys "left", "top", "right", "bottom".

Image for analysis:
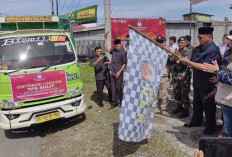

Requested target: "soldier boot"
[
  {"left": 172, "top": 105, "right": 182, "bottom": 115},
  {"left": 178, "top": 108, "right": 189, "bottom": 118}
]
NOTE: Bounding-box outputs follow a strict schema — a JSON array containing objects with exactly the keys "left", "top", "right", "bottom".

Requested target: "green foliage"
[{"left": 87, "top": 61, "right": 92, "bottom": 67}]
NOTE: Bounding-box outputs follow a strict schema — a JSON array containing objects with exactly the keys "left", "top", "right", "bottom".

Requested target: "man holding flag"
[{"left": 179, "top": 27, "right": 222, "bottom": 135}]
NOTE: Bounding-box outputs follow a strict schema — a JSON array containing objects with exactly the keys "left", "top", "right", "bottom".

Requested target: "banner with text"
[
  {"left": 10, "top": 70, "right": 67, "bottom": 102},
  {"left": 118, "top": 28, "right": 168, "bottom": 142},
  {"left": 69, "top": 5, "right": 97, "bottom": 24},
  {"left": 111, "top": 18, "right": 166, "bottom": 46}
]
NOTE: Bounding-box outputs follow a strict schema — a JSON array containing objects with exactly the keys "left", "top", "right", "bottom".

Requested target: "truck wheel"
[
  {"left": 4, "top": 130, "right": 13, "bottom": 137},
  {"left": 80, "top": 113, "right": 86, "bottom": 121}
]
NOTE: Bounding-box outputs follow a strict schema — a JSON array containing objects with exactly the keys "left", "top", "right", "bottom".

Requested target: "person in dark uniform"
[
  {"left": 179, "top": 27, "right": 222, "bottom": 135},
  {"left": 104, "top": 32, "right": 127, "bottom": 110},
  {"left": 92, "top": 46, "right": 111, "bottom": 107}
]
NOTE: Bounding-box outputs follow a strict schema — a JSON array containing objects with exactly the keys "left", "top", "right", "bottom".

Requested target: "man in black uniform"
[
  {"left": 92, "top": 46, "right": 111, "bottom": 107},
  {"left": 179, "top": 27, "right": 222, "bottom": 135},
  {"left": 104, "top": 32, "right": 127, "bottom": 110}
]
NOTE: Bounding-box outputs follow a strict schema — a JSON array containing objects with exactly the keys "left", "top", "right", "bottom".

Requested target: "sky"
[{"left": 0, "top": 0, "right": 231, "bottom": 25}]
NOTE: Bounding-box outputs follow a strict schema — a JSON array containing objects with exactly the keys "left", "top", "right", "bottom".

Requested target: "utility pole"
[
  {"left": 189, "top": 0, "right": 192, "bottom": 38},
  {"left": 51, "top": 0, "right": 54, "bottom": 15},
  {"left": 56, "top": 0, "right": 59, "bottom": 15},
  {"left": 104, "top": 0, "right": 112, "bottom": 60}
]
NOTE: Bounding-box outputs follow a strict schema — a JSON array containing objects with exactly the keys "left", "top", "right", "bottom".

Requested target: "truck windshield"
[{"left": 0, "top": 35, "right": 76, "bottom": 70}]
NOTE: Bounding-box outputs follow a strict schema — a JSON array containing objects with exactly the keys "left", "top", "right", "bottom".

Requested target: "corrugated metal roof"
[
  {"left": 71, "top": 25, "right": 86, "bottom": 30},
  {"left": 182, "top": 12, "right": 214, "bottom": 16},
  {"left": 166, "top": 20, "right": 196, "bottom": 24},
  {"left": 72, "top": 25, "right": 105, "bottom": 32}
]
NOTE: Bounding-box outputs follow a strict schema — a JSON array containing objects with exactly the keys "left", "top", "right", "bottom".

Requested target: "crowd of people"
[{"left": 91, "top": 26, "right": 232, "bottom": 138}]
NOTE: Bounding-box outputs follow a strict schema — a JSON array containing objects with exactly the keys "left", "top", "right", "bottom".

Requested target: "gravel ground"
[{"left": 41, "top": 64, "right": 223, "bottom": 157}]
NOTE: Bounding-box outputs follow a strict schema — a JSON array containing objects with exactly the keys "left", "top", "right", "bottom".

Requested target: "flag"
[
  {"left": 118, "top": 27, "right": 169, "bottom": 142},
  {"left": 191, "top": 0, "right": 205, "bottom": 5}
]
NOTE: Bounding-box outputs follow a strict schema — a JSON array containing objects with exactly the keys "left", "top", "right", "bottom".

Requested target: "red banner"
[
  {"left": 111, "top": 18, "right": 166, "bottom": 45},
  {"left": 10, "top": 70, "right": 67, "bottom": 102}
]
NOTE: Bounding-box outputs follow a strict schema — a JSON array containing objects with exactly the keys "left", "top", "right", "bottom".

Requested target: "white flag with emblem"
[{"left": 118, "top": 27, "right": 169, "bottom": 142}]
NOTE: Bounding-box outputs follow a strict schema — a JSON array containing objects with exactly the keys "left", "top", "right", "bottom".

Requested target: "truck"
[{"left": 0, "top": 15, "right": 86, "bottom": 130}]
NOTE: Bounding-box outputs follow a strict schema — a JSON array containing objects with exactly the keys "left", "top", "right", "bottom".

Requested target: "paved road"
[
  {"left": 153, "top": 86, "right": 223, "bottom": 157},
  {"left": 0, "top": 128, "right": 42, "bottom": 157}
]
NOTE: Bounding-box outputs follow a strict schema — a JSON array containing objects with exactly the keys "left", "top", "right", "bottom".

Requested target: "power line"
[
  {"left": 51, "top": 0, "right": 55, "bottom": 15},
  {"left": 56, "top": 0, "right": 59, "bottom": 15}
]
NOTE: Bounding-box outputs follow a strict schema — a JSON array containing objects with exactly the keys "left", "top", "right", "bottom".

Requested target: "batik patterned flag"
[{"left": 118, "top": 28, "right": 169, "bottom": 142}]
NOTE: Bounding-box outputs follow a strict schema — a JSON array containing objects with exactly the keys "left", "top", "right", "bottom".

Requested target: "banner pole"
[{"left": 128, "top": 25, "right": 180, "bottom": 59}]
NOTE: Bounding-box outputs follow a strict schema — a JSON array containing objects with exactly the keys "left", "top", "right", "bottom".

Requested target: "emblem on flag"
[{"left": 141, "top": 60, "right": 155, "bottom": 83}]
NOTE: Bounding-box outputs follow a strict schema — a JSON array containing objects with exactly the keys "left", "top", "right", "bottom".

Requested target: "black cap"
[
  {"left": 178, "top": 36, "right": 186, "bottom": 42},
  {"left": 223, "top": 34, "right": 228, "bottom": 38},
  {"left": 156, "top": 36, "right": 166, "bottom": 44},
  {"left": 229, "top": 30, "right": 232, "bottom": 35},
  {"left": 198, "top": 27, "right": 214, "bottom": 35},
  {"left": 185, "top": 35, "right": 191, "bottom": 41},
  {"left": 114, "top": 39, "right": 121, "bottom": 45}
]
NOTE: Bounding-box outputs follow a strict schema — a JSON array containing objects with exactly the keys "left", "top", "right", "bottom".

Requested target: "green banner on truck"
[{"left": 69, "top": 5, "right": 97, "bottom": 24}]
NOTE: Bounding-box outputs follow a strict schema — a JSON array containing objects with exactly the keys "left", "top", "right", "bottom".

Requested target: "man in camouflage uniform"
[{"left": 171, "top": 37, "right": 192, "bottom": 118}]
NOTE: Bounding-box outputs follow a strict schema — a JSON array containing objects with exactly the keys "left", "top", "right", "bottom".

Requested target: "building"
[
  {"left": 183, "top": 12, "right": 213, "bottom": 23},
  {"left": 73, "top": 15, "right": 232, "bottom": 61},
  {"left": 72, "top": 25, "right": 105, "bottom": 61}
]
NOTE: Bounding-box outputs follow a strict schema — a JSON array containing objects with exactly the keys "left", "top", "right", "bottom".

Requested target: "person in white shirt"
[
  {"left": 123, "top": 34, "right": 129, "bottom": 53},
  {"left": 167, "top": 36, "right": 178, "bottom": 87},
  {"left": 168, "top": 36, "right": 178, "bottom": 53},
  {"left": 217, "top": 34, "right": 229, "bottom": 57}
]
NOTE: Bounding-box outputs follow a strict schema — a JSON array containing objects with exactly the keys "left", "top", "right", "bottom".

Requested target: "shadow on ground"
[
  {"left": 4, "top": 113, "right": 86, "bottom": 139},
  {"left": 168, "top": 125, "right": 223, "bottom": 149},
  {"left": 156, "top": 99, "right": 193, "bottom": 124},
  {"left": 155, "top": 89, "right": 224, "bottom": 150},
  {"left": 112, "top": 123, "right": 148, "bottom": 157},
  {"left": 90, "top": 91, "right": 111, "bottom": 106}
]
